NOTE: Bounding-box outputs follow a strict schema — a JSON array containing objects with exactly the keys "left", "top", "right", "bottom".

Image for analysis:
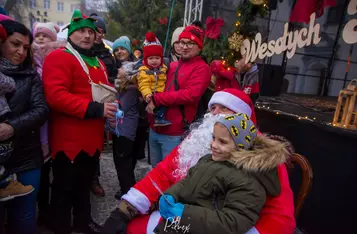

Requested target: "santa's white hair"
[{"left": 173, "top": 113, "right": 226, "bottom": 179}]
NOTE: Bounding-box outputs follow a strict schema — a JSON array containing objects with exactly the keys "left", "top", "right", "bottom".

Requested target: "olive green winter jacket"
[{"left": 154, "top": 134, "right": 289, "bottom": 234}]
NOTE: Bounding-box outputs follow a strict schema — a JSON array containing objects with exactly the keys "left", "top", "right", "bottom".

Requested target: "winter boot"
[
  {"left": 153, "top": 106, "right": 171, "bottom": 127},
  {"left": 153, "top": 117, "right": 172, "bottom": 127},
  {"left": 0, "top": 180, "right": 34, "bottom": 202}
]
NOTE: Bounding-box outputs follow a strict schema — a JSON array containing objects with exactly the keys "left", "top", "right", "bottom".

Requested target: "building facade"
[
  {"left": 83, "top": 0, "right": 108, "bottom": 13},
  {"left": 8, "top": 0, "right": 81, "bottom": 29}
]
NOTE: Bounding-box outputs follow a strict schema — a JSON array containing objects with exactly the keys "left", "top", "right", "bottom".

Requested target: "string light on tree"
[
  {"left": 223, "top": 0, "right": 269, "bottom": 66},
  {"left": 249, "top": 0, "right": 266, "bottom": 5},
  {"left": 213, "top": 0, "right": 270, "bottom": 68}
]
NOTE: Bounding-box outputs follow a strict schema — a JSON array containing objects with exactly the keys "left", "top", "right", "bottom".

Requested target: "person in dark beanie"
[
  {"left": 90, "top": 13, "right": 116, "bottom": 82},
  {"left": 89, "top": 13, "right": 115, "bottom": 198},
  {"left": 133, "top": 48, "right": 143, "bottom": 61}
]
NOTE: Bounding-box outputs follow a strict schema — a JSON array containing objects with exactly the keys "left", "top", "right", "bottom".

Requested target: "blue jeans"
[
  {"left": 149, "top": 129, "right": 182, "bottom": 167},
  {"left": 2, "top": 168, "right": 41, "bottom": 234}
]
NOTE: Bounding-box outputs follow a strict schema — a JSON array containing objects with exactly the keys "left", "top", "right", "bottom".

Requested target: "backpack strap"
[{"left": 172, "top": 63, "right": 189, "bottom": 127}]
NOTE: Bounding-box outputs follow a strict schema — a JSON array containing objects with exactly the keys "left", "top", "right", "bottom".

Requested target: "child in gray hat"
[
  {"left": 108, "top": 61, "right": 140, "bottom": 197},
  {"left": 157, "top": 113, "right": 290, "bottom": 234}
]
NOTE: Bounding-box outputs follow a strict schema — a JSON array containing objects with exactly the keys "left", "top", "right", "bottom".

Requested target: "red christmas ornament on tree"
[
  {"left": 158, "top": 16, "right": 168, "bottom": 25},
  {"left": 132, "top": 39, "right": 139, "bottom": 46}
]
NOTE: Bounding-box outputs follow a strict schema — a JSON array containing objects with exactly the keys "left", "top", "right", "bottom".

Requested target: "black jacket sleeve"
[
  {"left": 250, "top": 93, "right": 259, "bottom": 104},
  {"left": 7, "top": 74, "right": 49, "bottom": 137},
  {"left": 84, "top": 102, "right": 104, "bottom": 119},
  {"left": 106, "top": 58, "right": 118, "bottom": 85}
]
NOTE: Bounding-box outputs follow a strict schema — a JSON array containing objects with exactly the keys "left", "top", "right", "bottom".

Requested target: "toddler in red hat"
[{"left": 137, "top": 32, "right": 170, "bottom": 127}]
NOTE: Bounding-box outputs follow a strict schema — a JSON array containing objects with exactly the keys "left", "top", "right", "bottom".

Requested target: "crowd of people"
[{"left": 0, "top": 7, "right": 296, "bottom": 234}]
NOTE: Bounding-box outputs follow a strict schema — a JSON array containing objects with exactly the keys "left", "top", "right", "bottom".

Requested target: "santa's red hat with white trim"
[{"left": 208, "top": 88, "right": 257, "bottom": 124}]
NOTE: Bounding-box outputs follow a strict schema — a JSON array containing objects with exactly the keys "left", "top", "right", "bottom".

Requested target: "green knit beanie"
[{"left": 66, "top": 10, "right": 97, "bottom": 37}]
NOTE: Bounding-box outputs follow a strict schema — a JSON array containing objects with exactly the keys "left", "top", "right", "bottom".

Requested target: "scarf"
[
  {"left": 0, "top": 57, "right": 20, "bottom": 72},
  {"left": 65, "top": 39, "right": 100, "bottom": 68}
]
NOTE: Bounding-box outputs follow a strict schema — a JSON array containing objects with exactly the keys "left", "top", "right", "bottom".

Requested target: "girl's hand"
[{"left": 108, "top": 118, "right": 116, "bottom": 128}]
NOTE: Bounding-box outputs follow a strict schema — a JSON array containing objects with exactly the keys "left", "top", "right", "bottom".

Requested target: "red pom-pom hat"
[{"left": 143, "top": 31, "right": 163, "bottom": 68}]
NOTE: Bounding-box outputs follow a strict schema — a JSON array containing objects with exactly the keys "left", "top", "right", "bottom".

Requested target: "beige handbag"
[{"left": 66, "top": 42, "right": 117, "bottom": 103}]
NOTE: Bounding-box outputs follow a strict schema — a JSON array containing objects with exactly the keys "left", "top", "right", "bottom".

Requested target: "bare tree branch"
[{"left": 4, "top": 0, "right": 28, "bottom": 23}]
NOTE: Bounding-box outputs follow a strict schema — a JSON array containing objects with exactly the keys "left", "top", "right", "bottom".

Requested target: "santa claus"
[{"left": 101, "top": 89, "right": 296, "bottom": 234}]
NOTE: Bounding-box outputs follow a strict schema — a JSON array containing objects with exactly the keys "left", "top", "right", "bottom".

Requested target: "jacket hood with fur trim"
[
  {"left": 229, "top": 134, "right": 290, "bottom": 172},
  {"left": 229, "top": 134, "right": 290, "bottom": 196}
]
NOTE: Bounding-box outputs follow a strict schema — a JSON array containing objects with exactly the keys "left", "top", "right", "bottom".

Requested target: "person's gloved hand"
[
  {"left": 101, "top": 208, "right": 128, "bottom": 234},
  {"left": 101, "top": 200, "right": 139, "bottom": 234},
  {"left": 159, "top": 194, "right": 175, "bottom": 219},
  {"left": 159, "top": 195, "right": 184, "bottom": 219}
]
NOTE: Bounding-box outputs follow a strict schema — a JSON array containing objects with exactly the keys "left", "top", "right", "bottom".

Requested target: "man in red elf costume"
[
  {"left": 42, "top": 10, "right": 117, "bottom": 234},
  {"left": 102, "top": 89, "right": 296, "bottom": 234}
]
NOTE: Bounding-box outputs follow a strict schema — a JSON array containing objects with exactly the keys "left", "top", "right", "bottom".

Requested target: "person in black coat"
[
  {"left": 0, "top": 20, "right": 48, "bottom": 234},
  {"left": 90, "top": 13, "right": 117, "bottom": 197},
  {"left": 111, "top": 42, "right": 150, "bottom": 200},
  {"left": 91, "top": 14, "right": 116, "bottom": 80}
]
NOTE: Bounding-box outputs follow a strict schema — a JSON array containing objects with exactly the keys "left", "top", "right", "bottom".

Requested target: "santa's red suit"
[{"left": 122, "top": 89, "right": 296, "bottom": 234}]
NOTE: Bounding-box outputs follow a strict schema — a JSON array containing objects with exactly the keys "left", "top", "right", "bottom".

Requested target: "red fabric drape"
[{"left": 289, "top": 0, "right": 336, "bottom": 24}]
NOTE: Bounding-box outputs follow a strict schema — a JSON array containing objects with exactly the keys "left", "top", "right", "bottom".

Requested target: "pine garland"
[
  {"left": 224, "top": 0, "right": 269, "bottom": 66},
  {"left": 202, "top": 0, "right": 269, "bottom": 66},
  {"left": 201, "top": 34, "right": 228, "bottom": 65}
]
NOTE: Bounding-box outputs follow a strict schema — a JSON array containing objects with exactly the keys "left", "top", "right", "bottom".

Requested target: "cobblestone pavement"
[
  {"left": 91, "top": 148, "right": 152, "bottom": 225},
  {"left": 38, "top": 147, "right": 152, "bottom": 234}
]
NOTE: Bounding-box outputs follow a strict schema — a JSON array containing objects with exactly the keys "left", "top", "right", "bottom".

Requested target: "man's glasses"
[{"left": 179, "top": 41, "right": 196, "bottom": 49}]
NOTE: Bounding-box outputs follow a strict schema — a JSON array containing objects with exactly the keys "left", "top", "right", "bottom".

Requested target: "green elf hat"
[{"left": 64, "top": 9, "right": 97, "bottom": 37}]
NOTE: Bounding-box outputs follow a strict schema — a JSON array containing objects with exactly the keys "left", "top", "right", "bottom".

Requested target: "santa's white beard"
[{"left": 173, "top": 113, "right": 227, "bottom": 179}]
